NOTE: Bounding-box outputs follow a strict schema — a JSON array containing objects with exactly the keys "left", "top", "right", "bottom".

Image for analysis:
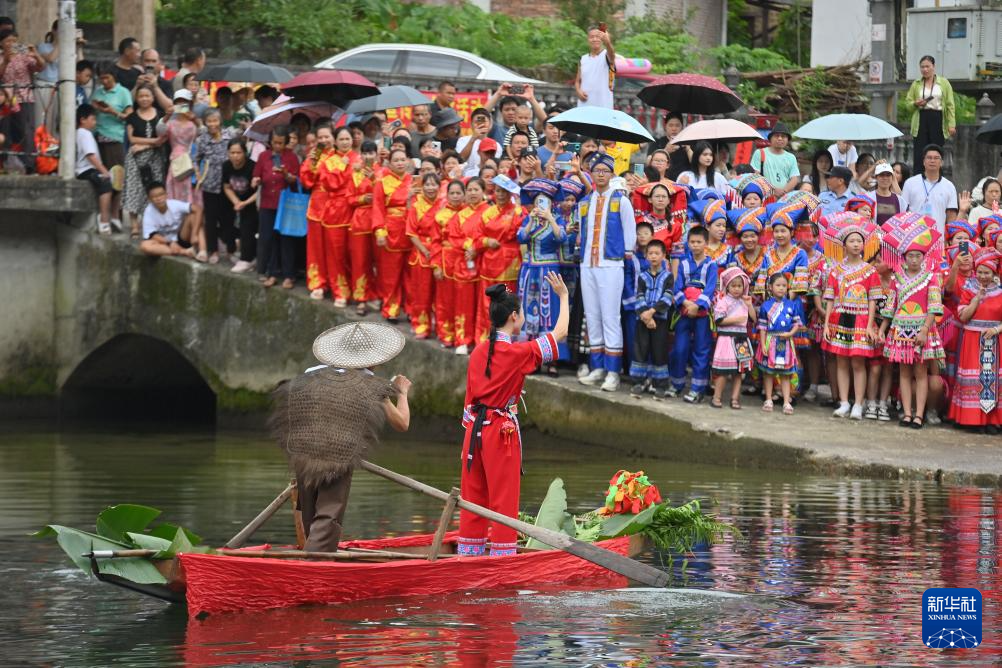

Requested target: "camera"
[{"left": 509, "top": 84, "right": 525, "bottom": 95}]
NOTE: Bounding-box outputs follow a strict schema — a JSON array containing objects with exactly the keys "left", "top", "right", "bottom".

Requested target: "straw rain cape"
[{"left": 269, "top": 367, "right": 397, "bottom": 485}]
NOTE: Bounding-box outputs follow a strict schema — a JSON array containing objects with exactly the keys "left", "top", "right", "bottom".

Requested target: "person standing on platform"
[
  {"left": 372, "top": 148, "right": 414, "bottom": 322},
  {"left": 577, "top": 153, "right": 636, "bottom": 392},
  {"left": 906, "top": 56, "right": 956, "bottom": 176},
  {"left": 575, "top": 24, "right": 616, "bottom": 109}
]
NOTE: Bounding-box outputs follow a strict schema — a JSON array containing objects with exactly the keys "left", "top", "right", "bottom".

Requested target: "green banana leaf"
[
  {"left": 525, "top": 478, "right": 570, "bottom": 550},
  {"left": 148, "top": 522, "right": 202, "bottom": 546},
  {"left": 95, "top": 504, "right": 161, "bottom": 543},
  {"left": 34, "top": 525, "right": 167, "bottom": 584},
  {"left": 598, "top": 503, "right": 658, "bottom": 539}
]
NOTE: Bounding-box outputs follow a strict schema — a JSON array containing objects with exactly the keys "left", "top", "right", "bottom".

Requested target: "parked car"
[{"left": 315, "top": 44, "right": 542, "bottom": 84}]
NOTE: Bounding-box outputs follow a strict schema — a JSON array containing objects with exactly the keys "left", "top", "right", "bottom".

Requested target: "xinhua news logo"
[{"left": 922, "top": 588, "right": 982, "bottom": 649}]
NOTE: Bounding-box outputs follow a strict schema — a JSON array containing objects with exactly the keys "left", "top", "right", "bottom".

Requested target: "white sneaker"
[
  {"left": 576, "top": 363, "right": 591, "bottom": 379},
  {"left": 802, "top": 386, "right": 818, "bottom": 402},
  {"left": 97, "top": 221, "right": 112, "bottom": 235},
  {"left": 832, "top": 401, "right": 851, "bottom": 418},
  {"left": 109, "top": 218, "right": 123, "bottom": 233},
  {"left": 455, "top": 345, "right": 469, "bottom": 356},
  {"left": 231, "top": 260, "right": 254, "bottom": 273},
  {"left": 601, "top": 373, "right": 620, "bottom": 392},
  {"left": 926, "top": 410, "right": 942, "bottom": 426},
  {"left": 849, "top": 403, "right": 864, "bottom": 420},
  {"left": 579, "top": 368, "right": 606, "bottom": 386}
]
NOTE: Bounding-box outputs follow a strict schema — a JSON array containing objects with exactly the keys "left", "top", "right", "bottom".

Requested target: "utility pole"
[
  {"left": 869, "top": 0, "right": 897, "bottom": 122},
  {"left": 57, "top": 0, "right": 77, "bottom": 179}
]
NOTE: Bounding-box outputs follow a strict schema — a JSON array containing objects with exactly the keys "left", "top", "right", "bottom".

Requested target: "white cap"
[
  {"left": 172, "top": 89, "right": 193, "bottom": 102},
  {"left": 874, "top": 163, "right": 894, "bottom": 176}
]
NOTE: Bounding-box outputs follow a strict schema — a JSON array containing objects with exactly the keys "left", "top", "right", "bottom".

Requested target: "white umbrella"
[
  {"left": 669, "top": 118, "right": 762, "bottom": 145},
  {"left": 244, "top": 99, "right": 341, "bottom": 143}
]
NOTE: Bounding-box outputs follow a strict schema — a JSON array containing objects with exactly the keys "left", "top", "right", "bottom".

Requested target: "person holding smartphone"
[{"left": 906, "top": 56, "right": 956, "bottom": 175}]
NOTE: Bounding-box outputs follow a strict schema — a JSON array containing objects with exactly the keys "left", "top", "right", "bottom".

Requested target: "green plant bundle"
[{"left": 35, "top": 504, "right": 209, "bottom": 584}]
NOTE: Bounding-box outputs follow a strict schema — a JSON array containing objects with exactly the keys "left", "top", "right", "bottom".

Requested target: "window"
[
  {"left": 337, "top": 50, "right": 398, "bottom": 73},
  {"left": 458, "top": 59, "right": 482, "bottom": 78},
  {"left": 403, "top": 52, "right": 466, "bottom": 78},
  {"left": 947, "top": 18, "right": 967, "bottom": 39}
]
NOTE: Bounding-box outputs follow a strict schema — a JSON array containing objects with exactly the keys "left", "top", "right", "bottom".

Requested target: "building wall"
[{"left": 811, "top": 0, "right": 871, "bottom": 67}]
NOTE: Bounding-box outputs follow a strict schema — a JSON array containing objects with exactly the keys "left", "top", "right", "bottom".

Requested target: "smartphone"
[
  {"left": 174, "top": 104, "right": 189, "bottom": 115},
  {"left": 564, "top": 141, "right": 582, "bottom": 154},
  {"left": 430, "top": 140, "right": 441, "bottom": 152},
  {"left": 535, "top": 195, "right": 550, "bottom": 213},
  {"left": 960, "top": 240, "right": 970, "bottom": 255},
  {"left": 383, "top": 136, "right": 392, "bottom": 150},
  {"left": 553, "top": 161, "right": 571, "bottom": 172},
  {"left": 145, "top": 65, "right": 155, "bottom": 75},
  {"left": 271, "top": 153, "right": 282, "bottom": 170},
  {"left": 632, "top": 163, "right": 645, "bottom": 176},
  {"left": 598, "top": 22, "right": 607, "bottom": 32},
  {"left": 509, "top": 84, "right": 525, "bottom": 95},
  {"left": 364, "top": 155, "right": 375, "bottom": 168},
  {"left": 388, "top": 119, "right": 402, "bottom": 131}
]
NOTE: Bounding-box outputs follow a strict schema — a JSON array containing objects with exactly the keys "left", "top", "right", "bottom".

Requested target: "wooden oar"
[
  {"left": 358, "top": 460, "right": 669, "bottom": 588},
  {"left": 225, "top": 482, "right": 295, "bottom": 548}
]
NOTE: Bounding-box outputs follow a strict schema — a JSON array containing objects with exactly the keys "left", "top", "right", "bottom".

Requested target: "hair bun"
[{"left": 485, "top": 284, "right": 508, "bottom": 301}]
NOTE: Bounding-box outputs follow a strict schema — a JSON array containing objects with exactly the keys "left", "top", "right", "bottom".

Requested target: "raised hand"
[{"left": 544, "top": 272, "right": 568, "bottom": 298}]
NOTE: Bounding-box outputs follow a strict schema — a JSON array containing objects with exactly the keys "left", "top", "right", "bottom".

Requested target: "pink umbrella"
[
  {"left": 668, "top": 118, "right": 762, "bottom": 145},
  {"left": 244, "top": 99, "right": 341, "bottom": 143},
  {"left": 638, "top": 73, "right": 743, "bottom": 114},
  {"left": 281, "top": 70, "right": 379, "bottom": 106}
]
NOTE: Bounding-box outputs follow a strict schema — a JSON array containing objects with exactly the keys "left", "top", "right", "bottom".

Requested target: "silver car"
[{"left": 315, "top": 43, "right": 542, "bottom": 84}]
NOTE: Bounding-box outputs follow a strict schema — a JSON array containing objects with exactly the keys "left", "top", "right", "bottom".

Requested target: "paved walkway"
[{"left": 533, "top": 373, "right": 1002, "bottom": 486}]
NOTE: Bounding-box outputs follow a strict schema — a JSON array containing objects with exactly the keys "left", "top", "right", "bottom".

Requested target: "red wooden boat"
[{"left": 101, "top": 531, "right": 645, "bottom": 616}]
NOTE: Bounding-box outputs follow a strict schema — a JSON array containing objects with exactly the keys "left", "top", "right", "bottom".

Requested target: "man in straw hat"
[{"left": 270, "top": 322, "right": 412, "bottom": 552}]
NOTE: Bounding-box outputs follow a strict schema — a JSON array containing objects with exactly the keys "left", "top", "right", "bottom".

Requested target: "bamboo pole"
[
  {"left": 428, "top": 487, "right": 460, "bottom": 561},
  {"left": 225, "top": 483, "right": 295, "bottom": 549}
]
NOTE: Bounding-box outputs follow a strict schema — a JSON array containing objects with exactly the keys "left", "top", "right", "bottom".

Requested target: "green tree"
[
  {"left": 726, "top": 0, "right": 753, "bottom": 48},
  {"left": 771, "top": 0, "right": 811, "bottom": 68},
  {"left": 553, "top": 0, "right": 625, "bottom": 33}
]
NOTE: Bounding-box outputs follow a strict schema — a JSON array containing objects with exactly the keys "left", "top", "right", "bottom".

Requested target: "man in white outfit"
[
  {"left": 575, "top": 26, "right": 615, "bottom": 109},
  {"left": 577, "top": 153, "right": 636, "bottom": 391}
]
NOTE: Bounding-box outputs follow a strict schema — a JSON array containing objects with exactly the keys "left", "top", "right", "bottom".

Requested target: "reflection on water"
[{"left": 1, "top": 423, "right": 999, "bottom": 666}]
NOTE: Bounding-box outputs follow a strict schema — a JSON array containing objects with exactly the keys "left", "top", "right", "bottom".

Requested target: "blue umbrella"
[
  {"left": 548, "top": 107, "right": 654, "bottom": 144},
  {"left": 792, "top": 113, "right": 902, "bottom": 141}
]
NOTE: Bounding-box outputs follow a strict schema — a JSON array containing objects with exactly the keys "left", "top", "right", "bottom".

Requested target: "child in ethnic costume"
[
  {"left": 669, "top": 226, "right": 718, "bottom": 402},
  {"left": 475, "top": 176, "right": 526, "bottom": 344},
  {"left": 795, "top": 219, "right": 828, "bottom": 402},
  {"left": 629, "top": 240, "right": 674, "bottom": 398},
  {"left": 947, "top": 247, "right": 1002, "bottom": 432},
  {"left": 755, "top": 202, "right": 810, "bottom": 299},
  {"left": 637, "top": 182, "right": 686, "bottom": 274},
  {"left": 431, "top": 180, "right": 467, "bottom": 348},
  {"left": 688, "top": 197, "right": 730, "bottom": 267},
  {"left": 405, "top": 173, "right": 444, "bottom": 338},
  {"left": 727, "top": 207, "right": 767, "bottom": 286},
  {"left": 821, "top": 212, "right": 883, "bottom": 420},
  {"left": 879, "top": 215, "right": 944, "bottom": 428},
  {"left": 711, "top": 267, "right": 755, "bottom": 409},
  {"left": 758, "top": 273, "right": 804, "bottom": 414},
  {"left": 517, "top": 178, "right": 567, "bottom": 371},
  {"left": 372, "top": 148, "right": 414, "bottom": 321},
  {"left": 458, "top": 276, "right": 570, "bottom": 557}
]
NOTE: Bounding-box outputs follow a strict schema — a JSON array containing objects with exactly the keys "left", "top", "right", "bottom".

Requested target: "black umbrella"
[
  {"left": 282, "top": 70, "right": 380, "bottom": 106},
  {"left": 638, "top": 73, "right": 743, "bottom": 115},
  {"left": 197, "top": 60, "right": 294, "bottom": 84},
  {"left": 977, "top": 114, "right": 1002, "bottom": 144}
]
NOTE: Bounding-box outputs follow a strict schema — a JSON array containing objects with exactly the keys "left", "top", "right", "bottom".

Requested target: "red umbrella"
[
  {"left": 281, "top": 70, "right": 380, "bottom": 106},
  {"left": 638, "top": 73, "right": 743, "bottom": 115}
]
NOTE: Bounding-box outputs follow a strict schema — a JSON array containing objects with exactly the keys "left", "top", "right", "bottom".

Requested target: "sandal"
[
  {"left": 762, "top": 400, "right": 774, "bottom": 412},
  {"left": 910, "top": 415, "right": 924, "bottom": 430},
  {"left": 783, "top": 403, "right": 794, "bottom": 415},
  {"left": 262, "top": 276, "right": 277, "bottom": 288},
  {"left": 730, "top": 400, "right": 742, "bottom": 410},
  {"left": 546, "top": 365, "right": 559, "bottom": 378},
  {"left": 709, "top": 398, "right": 723, "bottom": 408},
  {"left": 281, "top": 278, "right": 295, "bottom": 290},
  {"left": 130, "top": 226, "right": 140, "bottom": 240},
  {"left": 310, "top": 288, "right": 325, "bottom": 300},
  {"left": 195, "top": 250, "right": 208, "bottom": 263},
  {"left": 898, "top": 415, "right": 913, "bottom": 427},
  {"left": 356, "top": 303, "right": 368, "bottom": 316}
]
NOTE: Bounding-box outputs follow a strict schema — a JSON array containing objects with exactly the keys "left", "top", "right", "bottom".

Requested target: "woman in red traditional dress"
[
  {"left": 947, "top": 247, "right": 1002, "bottom": 432},
  {"left": 432, "top": 180, "right": 467, "bottom": 348},
  {"left": 405, "top": 173, "right": 443, "bottom": 339},
  {"left": 457, "top": 275, "right": 570, "bottom": 557},
  {"left": 300, "top": 124, "right": 356, "bottom": 305},
  {"left": 372, "top": 148, "right": 414, "bottom": 321},
  {"left": 448, "top": 178, "right": 491, "bottom": 355},
  {"left": 474, "top": 176, "right": 525, "bottom": 345},
  {"left": 346, "top": 141, "right": 381, "bottom": 315}
]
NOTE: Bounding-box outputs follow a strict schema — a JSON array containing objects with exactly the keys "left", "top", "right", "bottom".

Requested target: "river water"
[{"left": 1, "top": 423, "right": 999, "bottom": 666}]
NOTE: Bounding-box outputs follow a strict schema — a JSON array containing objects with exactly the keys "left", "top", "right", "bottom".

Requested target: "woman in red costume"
[
  {"left": 372, "top": 148, "right": 414, "bottom": 321},
  {"left": 475, "top": 175, "right": 525, "bottom": 345},
  {"left": 406, "top": 172, "right": 444, "bottom": 339},
  {"left": 300, "top": 124, "right": 356, "bottom": 304},
  {"left": 448, "top": 178, "right": 491, "bottom": 355},
  {"left": 457, "top": 275, "right": 570, "bottom": 557},
  {"left": 947, "top": 247, "right": 1002, "bottom": 432},
  {"left": 346, "top": 140, "right": 381, "bottom": 315},
  {"left": 432, "top": 180, "right": 467, "bottom": 348}
]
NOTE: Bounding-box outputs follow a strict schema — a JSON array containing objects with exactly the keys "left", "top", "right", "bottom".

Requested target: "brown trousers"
[{"left": 296, "top": 470, "right": 353, "bottom": 552}]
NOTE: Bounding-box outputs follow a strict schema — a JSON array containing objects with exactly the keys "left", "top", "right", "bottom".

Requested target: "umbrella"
[
  {"left": 197, "top": 60, "right": 293, "bottom": 83},
  {"left": 345, "top": 85, "right": 431, "bottom": 114},
  {"left": 547, "top": 107, "right": 653, "bottom": 144},
  {"left": 244, "top": 99, "right": 340, "bottom": 143},
  {"left": 977, "top": 114, "right": 1002, "bottom": 144},
  {"left": 669, "top": 118, "right": 762, "bottom": 145},
  {"left": 638, "top": 73, "right": 743, "bottom": 115},
  {"left": 282, "top": 70, "right": 379, "bottom": 106},
  {"left": 793, "top": 114, "right": 903, "bottom": 141}
]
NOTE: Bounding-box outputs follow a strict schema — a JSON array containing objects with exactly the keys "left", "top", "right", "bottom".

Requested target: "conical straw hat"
[{"left": 312, "top": 322, "right": 406, "bottom": 369}]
